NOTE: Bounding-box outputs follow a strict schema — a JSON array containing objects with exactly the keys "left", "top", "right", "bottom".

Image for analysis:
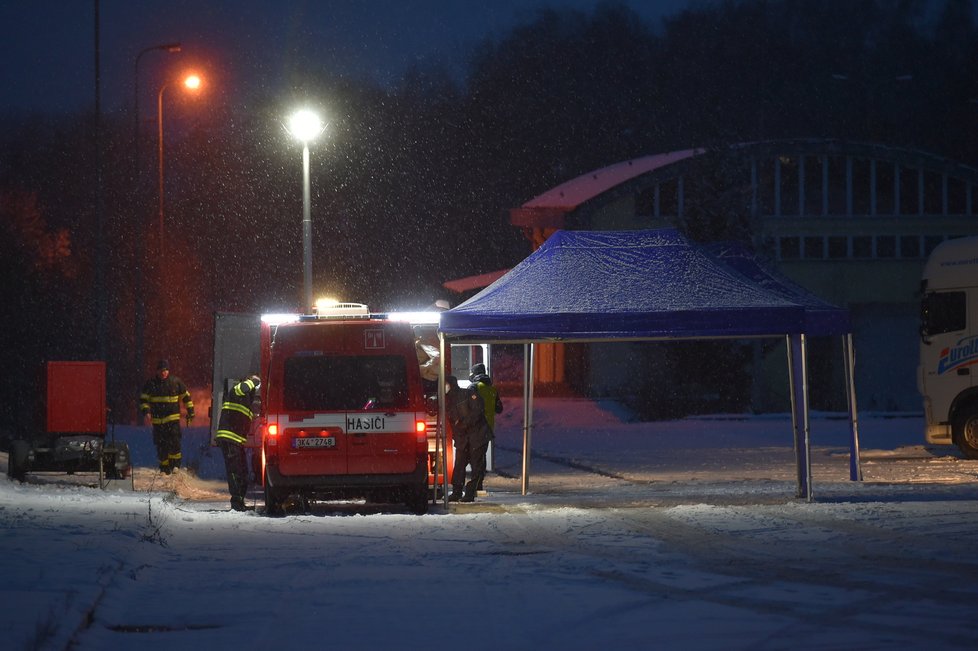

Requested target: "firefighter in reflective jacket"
[
  {"left": 216, "top": 375, "right": 261, "bottom": 511},
  {"left": 140, "top": 359, "right": 195, "bottom": 474}
]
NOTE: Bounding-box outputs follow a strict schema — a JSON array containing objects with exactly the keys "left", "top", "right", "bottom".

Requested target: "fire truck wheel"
[
  {"left": 7, "top": 439, "right": 30, "bottom": 482},
  {"left": 405, "top": 484, "right": 429, "bottom": 515},
  {"left": 263, "top": 477, "right": 285, "bottom": 516},
  {"left": 952, "top": 408, "right": 978, "bottom": 460}
]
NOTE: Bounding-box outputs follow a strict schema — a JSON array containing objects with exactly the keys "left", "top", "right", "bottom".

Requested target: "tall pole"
[
  {"left": 158, "top": 83, "right": 168, "bottom": 266},
  {"left": 94, "top": 0, "right": 106, "bottom": 362},
  {"left": 287, "top": 109, "right": 323, "bottom": 314},
  {"left": 302, "top": 143, "right": 313, "bottom": 313},
  {"left": 133, "top": 43, "right": 180, "bottom": 399}
]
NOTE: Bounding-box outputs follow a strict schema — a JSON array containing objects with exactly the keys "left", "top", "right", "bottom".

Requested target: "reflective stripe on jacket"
[
  {"left": 140, "top": 376, "right": 194, "bottom": 426},
  {"left": 216, "top": 378, "right": 259, "bottom": 446}
]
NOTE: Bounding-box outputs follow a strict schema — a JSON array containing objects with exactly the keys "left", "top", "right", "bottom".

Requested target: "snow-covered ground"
[{"left": 3, "top": 397, "right": 978, "bottom": 650}]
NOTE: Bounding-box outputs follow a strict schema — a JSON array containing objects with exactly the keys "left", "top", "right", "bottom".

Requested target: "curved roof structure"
[
  {"left": 510, "top": 149, "right": 702, "bottom": 228},
  {"left": 509, "top": 139, "right": 978, "bottom": 231}
]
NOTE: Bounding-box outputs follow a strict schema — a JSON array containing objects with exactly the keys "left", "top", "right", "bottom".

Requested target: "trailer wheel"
[
  {"left": 953, "top": 408, "right": 978, "bottom": 459},
  {"left": 7, "top": 439, "right": 30, "bottom": 482},
  {"left": 103, "top": 442, "right": 132, "bottom": 480}
]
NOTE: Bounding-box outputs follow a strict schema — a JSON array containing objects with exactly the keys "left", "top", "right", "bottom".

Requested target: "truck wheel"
[
  {"left": 263, "top": 473, "right": 285, "bottom": 516},
  {"left": 405, "top": 484, "right": 429, "bottom": 515},
  {"left": 953, "top": 409, "right": 978, "bottom": 459},
  {"left": 7, "top": 440, "right": 30, "bottom": 482}
]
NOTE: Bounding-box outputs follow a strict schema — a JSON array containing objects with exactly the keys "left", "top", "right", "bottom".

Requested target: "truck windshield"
[
  {"left": 283, "top": 355, "right": 409, "bottom": 411},
  {"left": 920, "top": 291, "right": 966, "bottom": 336}
]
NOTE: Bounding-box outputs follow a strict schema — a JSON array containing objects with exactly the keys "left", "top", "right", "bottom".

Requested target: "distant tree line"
[{"left": 1, "top": 0, "right": 975, "bottom": 424}]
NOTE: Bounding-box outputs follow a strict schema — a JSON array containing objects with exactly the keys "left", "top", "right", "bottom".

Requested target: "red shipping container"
[{"left": 46, "top": 361, "right": 106, "bottom": 434}]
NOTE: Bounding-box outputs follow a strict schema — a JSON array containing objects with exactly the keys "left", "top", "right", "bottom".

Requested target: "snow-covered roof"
[
  {"left": 521, "top": 149, "right": 702, "bottom": 210},
  {"left": 510, "top": 150, "right": 703, "bottom": 229}
]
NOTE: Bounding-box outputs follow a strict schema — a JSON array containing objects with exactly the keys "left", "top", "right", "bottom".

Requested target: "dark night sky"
[{"left": 1, "top": 0, "right": 691, "bottom": 116}]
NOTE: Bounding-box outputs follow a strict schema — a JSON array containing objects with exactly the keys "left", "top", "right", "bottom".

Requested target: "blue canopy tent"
[
  {"left": 437, "top": 229, "right": 858, "bottom": 503},
  {"left": 703, "top": 242, "right": 862, "bottom": 483}
]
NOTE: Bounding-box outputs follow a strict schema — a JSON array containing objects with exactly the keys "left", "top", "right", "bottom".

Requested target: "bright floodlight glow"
[
  {"left": 261, "top": 313, "right": 301, "bottom": 326},
  {"left": 315, "top": 297, "right": 339, "bottom": 312},
  {"left": 289, "top": 109, "right": 323, "bottom": 143},
  {"left": 183, "top": 74, "right": 202, "bottom": 90},
  {"left": 385, "top": 311, "right": 441, "bottom": 324}
]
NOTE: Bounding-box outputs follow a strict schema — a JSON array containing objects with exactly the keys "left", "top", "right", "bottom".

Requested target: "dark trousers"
[
  {"left": 452, "top": 438, "right": 489, "bottom": 498},
  {"left": 152, "top": 421, "right": 182, "bottom": 469},
  {"left": 217, "top": 439, "right": 249, "bottom": 503}
]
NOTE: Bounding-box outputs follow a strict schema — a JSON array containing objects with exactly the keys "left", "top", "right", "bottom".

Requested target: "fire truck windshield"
[{"left": 283, "top": 355, "right": 409, "bottom": 411}]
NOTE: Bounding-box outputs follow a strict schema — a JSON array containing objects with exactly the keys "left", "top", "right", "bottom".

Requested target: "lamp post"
[
  {"left": 287, "top": 109, "right": 324, "bottom": 313},
  {"left": 133, "top": 42, "right": 179, "bottom": 400},
  {"left": 158, "top": 73, "right": 202, "bottom": 263}
]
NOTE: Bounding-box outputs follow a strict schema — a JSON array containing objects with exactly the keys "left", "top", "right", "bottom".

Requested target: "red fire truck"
[{"left": 211, "top": 305, "right": 453, "bottom": 515}]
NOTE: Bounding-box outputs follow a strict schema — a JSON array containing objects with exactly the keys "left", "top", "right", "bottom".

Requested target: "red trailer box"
[
  {"left": 46, "top": 361, "right": 107, "bottom": 434},
  {"left": 6, "top": 361, "right": 130, "bottom": 487}
]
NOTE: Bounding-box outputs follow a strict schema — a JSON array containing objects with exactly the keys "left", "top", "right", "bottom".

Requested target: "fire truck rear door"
[{"left": 211, "top": 312, "right": 262, "bottom": 446}]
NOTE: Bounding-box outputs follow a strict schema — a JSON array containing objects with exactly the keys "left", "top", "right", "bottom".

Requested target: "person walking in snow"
[
  {"left": 468, "top": 363, "right": 503, "bottom": 493},
  {"left": 445, "top": 375, "right": 492, "bottom": 502},
  {"left": 140, "top": 359, "right": 195, "bottom": 474},
  {"left": 216, "top": 374, "right": 262, "bottom": 512}
]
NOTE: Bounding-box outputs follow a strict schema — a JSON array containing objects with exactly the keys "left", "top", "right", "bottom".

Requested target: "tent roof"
[
  {"left": 439, "top": 229, "right": 808, "bottom": 341},
  {"left": 702, "top": 242, "right": 850, "bottom": 336}
]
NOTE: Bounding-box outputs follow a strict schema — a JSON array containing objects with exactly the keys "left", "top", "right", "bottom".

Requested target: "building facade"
[{"left": 509, "top": 139, "right": 978, "bottom": 413}]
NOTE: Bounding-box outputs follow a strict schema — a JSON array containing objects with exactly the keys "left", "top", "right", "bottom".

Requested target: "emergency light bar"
[
  {"left": 261, "top": 306, "right": 443, "bottom": 324},
  {"left": 311, "top": 302, "right": 370, "bottom": 319}
]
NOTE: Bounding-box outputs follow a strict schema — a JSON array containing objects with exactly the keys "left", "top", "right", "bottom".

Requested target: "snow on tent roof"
[
  {"left": 439, "top": 229, "right": 806, "bottom": 341},
  {"left": 702, "top": 241, "right": 851, "bottom": 336}
]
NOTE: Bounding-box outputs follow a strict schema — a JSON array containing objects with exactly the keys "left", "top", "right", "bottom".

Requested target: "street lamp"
[
  {"left": 157, "top": 72, "right": 203, "bottom": 262},
  {"left": 132, "top": 42, "right": 179, "bottom": 407},
  {"left": 286, "top": 109, "right": 325, "bottom": 313}
]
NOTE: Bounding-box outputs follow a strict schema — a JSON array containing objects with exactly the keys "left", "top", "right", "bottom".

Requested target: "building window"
[
  {"left": 852, "top": 236, "right": 873, "bottom": 258},
  {"left": 773, "top": 232, "right": 955, "bottom": 260},
  {"left": 899, "top": 235, "right": 921, "bottom": 259},
  {"left": 827, "top": 236, "right": 848, "bottom": 258},
  {"left": 876, "top": 235, "right": 896, "bottom": 258},
  {"left": 924, "top": 235, "right": 946, "bottom": 256},
  {"left": 780, "top": 236, "right": 800, "bottom": 259},
  {"left": 636, "top": 187, "right": 656, "bottom": 218},
  {"left": 803, "top": 236, "right": 825, "bottom": 259}
]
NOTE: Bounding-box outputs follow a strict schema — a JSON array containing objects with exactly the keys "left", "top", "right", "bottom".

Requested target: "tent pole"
[
  {"left": 786, "top": 335, "right": 798, "bottom": 456},
  {"left": 789, "top": 333, "right": 813, "bottom": 501},
  {"left": 438, "top": 333, "right": 449, "bottom": 508},
  {"left": 843, "top": 333, "right": 863, "bottom": 481},
  {"left": 521, "top": 343, "right": 535, "bottom": 496}
]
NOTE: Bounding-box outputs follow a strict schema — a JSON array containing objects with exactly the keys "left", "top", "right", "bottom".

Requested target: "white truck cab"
[{"left": 918, "top": 236, "right": 978, "bottom": 458}]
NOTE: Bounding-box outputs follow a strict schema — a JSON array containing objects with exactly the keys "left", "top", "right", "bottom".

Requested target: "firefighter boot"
[{"left": 230, "top": 497, "right": 247, "bottom": 512}]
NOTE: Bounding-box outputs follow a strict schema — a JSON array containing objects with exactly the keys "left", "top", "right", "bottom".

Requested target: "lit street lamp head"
[
  {"left": 288, "top": 109, "right": 324, "bottom": 143},
  {"left": 183, "top": 74, "right": 202, "bottom": 91}
]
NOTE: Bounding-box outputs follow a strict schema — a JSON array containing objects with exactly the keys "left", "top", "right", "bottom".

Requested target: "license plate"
[{"left": 294, "top": 436, "right": 336, "bottom": 449}]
